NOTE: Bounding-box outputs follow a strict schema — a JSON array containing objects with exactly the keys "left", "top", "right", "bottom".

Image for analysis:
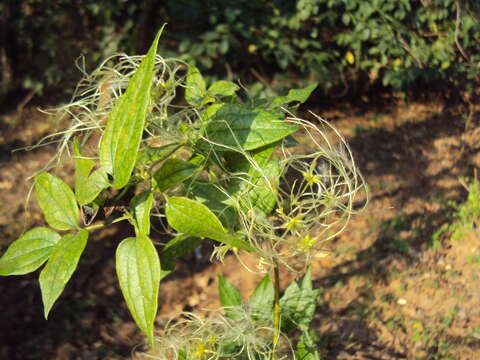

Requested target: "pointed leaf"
[
  {"left": 152, "top": 158, "right": 200, "bottom": 192},
  {"left": 74, "top": 140, "right": 109, "bottom": 205},
  {"left": 279, "top": 268, "right": 319, "bottom": 332},
  {"left": 218, "top": 275, "right": 243, "bottom": 319},
  {"left": 165, "top": 196, "right": 256, "bottom": 252},
  {"left": 208, "top": 80, "right": 239, "bottom": 97},
  {"left": 116, "top": 235, "right": 160, "bottom": 344},
  {"left": 295, "top": 331, "right": 321, "bottom": 360},
  {"left": 99, "top": 27, "right": 164, "bottom": 188},
  {"left": 39, "top": 230, "right": 88, "bottom": 318},
  {"left": 165, "top": 196, "right": 226, "bottom": 238},
  {"left": 0, "top": 227, "right": 61, "bottom": 276},
  {"left": 136, "top": 143, "right": 181, "bottom": 167},
  {"left": 74, "top": 138, "right": 96, "bottom": 202},
  {"left": 248, "top": 274, "right": 274, "bottom": 321},
  {"left": 185, "top": 65, "right": 207, "bottom": 106},
  {"left": 187, "top": 181, "right": 237, "bottom": 228},
  {"left": 130, "top": 191, "right": 154, "bottom": 236},
  {"left": 226, "top": 145, "right": 281, "bottom": 216},
  {"left": 35, "top": 173, "right": 80, "bottom": 230},
  {"left": 87, "top": 167, "right": 110, "bottom": 193},
  {"left": 198, "top": 104, "right": 298, "bottom": 151},
  {"left": 270, "top": 83, "right": 318, "bottom": 108}
]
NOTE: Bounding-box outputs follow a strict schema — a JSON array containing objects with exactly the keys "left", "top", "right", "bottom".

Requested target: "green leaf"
[
  {"left": 35, "top": 173, "right": 80, "bottom": 230},
  {"left": 0, "top": 227, "right": 61, "bottom": 276},
  {"left": 74, "top": 139, "right": 109, "bottom": 205},
  {"left": 116, "top": 235, "right": 160, "bottom": 344},
  {"left": 160, "top": 234, "right": 202, "bottom": 278},
  {"left": 295, "top": 331, "right": 321, "bottom": 360},
  {"left": 185, "top": 65, "right": 207, "bottom": 106},
  {"left": 224, "top": 142, "right": 277, "bottom": 173},
  {"left": 99, "top": 27, "right": 164, "bottom": 189},
  {"left": 165, "top": 196, "right": 256, "bottom": 252},
  {"left": 136, "top": 143, "right": 181, "bottom": 167},
  {"left": 178, "top": 350, "right": 187, "bottom": 360},
  {"left": 74, "top": 138, "right": 95, "bottom": 199},
  {"left": 39, "top": 230, "right": 88, "bottom": 318},
  {"left": 226, "top": 144, "right": 281, "bottom": 216},
  {"left": 165, "top": 196, "right": 226, "bottom": 238},
  {"left": 198, "top": 104, "right": 298, "bottom": 151},
  {"left": 130, "top": 191, "right": 154, "bottom": 236},
  {"left": 152, "top": 158, "right": 200, "bottom": 192},
  {"left": 248, "top": 274, "right": 274, "bottom": 321},
  {"left": 208, "top": 80, "right": 239, "bottom": 97},
  {"left": 246, "top": 157, "right": 281, "bottom": 216},
  {"left": 279, "top": 267, "right": 319, "bottom": 332},
  {"left": 187, "top": 181, "right": 237, "bottom": 229},
  {"left": 216, "top": 233, "right": 257, "bottom": 253},
  {"left": 270, "top": 83, "right": 318, "bottom": 108},
  {"left": 218, "top": 275, "right": 243, "bottom": 319},
  {"left": 87, "top": 168, "right": 110, "bottom": 194}
]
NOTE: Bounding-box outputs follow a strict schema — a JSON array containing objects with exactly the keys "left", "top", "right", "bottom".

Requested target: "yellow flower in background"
[
  {"left": 393, "top": 58, "right": 402, "bottom": 67},
  {"left": 297, "top": 234, "right": 315, "bottom": 252},
  {"left": 345, "top": 51, "right": 355, "bottom": 65},
  {"left": 303, "top": 171, "right": 320, "bottom": 186},
  {"left": 193, "top": 341, "right": 208, "bottom": 358},
  {"left": 248, "top": 44, "right": 258, "bottom": 54},
  {"left": 283, "top": 216, "right": 304, "bottom": 232}
]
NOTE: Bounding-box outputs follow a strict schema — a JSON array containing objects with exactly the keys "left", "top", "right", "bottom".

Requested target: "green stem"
[
  {"left": 271, "top": 258, "right": 281, "bottom": 360},
  {"left": 84, "top": 215, "right": 129, "bottom": 232}
]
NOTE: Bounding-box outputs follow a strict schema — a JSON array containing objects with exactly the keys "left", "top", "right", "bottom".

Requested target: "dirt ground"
[{"left": 1, "top": 99, "right": 480, "bottom": 360}]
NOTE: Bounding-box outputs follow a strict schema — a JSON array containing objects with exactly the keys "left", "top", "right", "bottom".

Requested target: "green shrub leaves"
[
  {"left": 153, "top": 158, "right": 200, "bottom": 192},
  {"left": 130, "top": 191, "right": 154, "bottom": 236},
  {"left": 248, "top": 274, "right": 274, "bottom": 322},
  {"left": 185, "top": 65, "right": 207, "bottom": 106},
  {"left": 99, "top": 27, "right": 163, "bottom": 189},
  {"left": 165, "top": 196, "right": 255, "bottom": 252},
  {"left": 0, "top": 227, "right": 60, "bottom": 276},
  {"left": 35, "top": 173, "right": 80, "bottom": 231},
  {"left": 280, "top": 268, "right": 319, "bottom": 332},
  {"left": 116, "top": 235, "right": 160, "bottom": 345},
  {"left": 39, "top": 230, "right": 89, "bottom": 318},
  {"left": 197, "top": 104, "right": 298, "bottom": 151},
  {"left": 0, "top": 28, "right": 338, "bottom": 355},
  {"left": 218, "top": 275, "right": 243, "bottom": 319},
  {"left": 74, "top": 139, "right": 109, "bottom": 206},
  {"left": 165, "top": 196, "right": 227, "bottom": 238}
]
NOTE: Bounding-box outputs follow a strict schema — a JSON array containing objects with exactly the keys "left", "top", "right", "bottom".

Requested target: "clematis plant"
[{"left": 0, "top": 27, "right": 365, "bottom": 359}]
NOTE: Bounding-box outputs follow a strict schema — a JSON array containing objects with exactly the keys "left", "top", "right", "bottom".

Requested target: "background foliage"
[{"left": 1, "top": 0, "right": 479, "bottom": 104}]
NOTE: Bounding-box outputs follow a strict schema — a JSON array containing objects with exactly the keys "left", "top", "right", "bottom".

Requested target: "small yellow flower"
[
  {"left": 283, "top": 216, "right": 304, "bottom": 232},
  {"left": 412, "top": 321, "right": 424, "bottom": 333},
  {"left": 303, "top": 171, "right": 320, "bottom": 186},
  {"left": 393, "top": 58, "right": 401, "bottom": 67},
  {"left": 193, "top": 341, "right": 208, "bottom": 359},
  {"left": 345, "top": 51, "right": 355, "bottom": 65},
  {"left": 297, "top": 234, "right": 315, "bottom": 252},
  {"left": 248, "top": 44, "right": 258, "bottom": 53}
]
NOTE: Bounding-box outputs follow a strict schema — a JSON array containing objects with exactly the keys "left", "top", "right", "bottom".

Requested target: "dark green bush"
[
  {"left": 169, "top": 0, "right": 480, "bottom": 94},
  {"left": 1, "top": 0, "right": 139, "bottom": 98},
  {"left": 2, "top": 0, "right": 479, "bottom": 101}
]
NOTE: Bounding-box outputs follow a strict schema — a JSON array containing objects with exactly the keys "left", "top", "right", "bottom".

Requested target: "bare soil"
[{"left": 1, "top": 100, "right": 480, "bottom": 359}]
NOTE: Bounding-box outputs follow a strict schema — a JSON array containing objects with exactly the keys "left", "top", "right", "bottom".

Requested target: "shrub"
[
  {"left": 0, "top": 28, "right": 365, "bottom": 358},
  {"left": 3, "top": 1, "right": 479, "bottom": 101}
]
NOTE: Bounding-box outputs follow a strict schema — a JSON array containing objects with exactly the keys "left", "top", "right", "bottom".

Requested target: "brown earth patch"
[{"left": 1, "top": 100, "right": 480, "bottom": 359}]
